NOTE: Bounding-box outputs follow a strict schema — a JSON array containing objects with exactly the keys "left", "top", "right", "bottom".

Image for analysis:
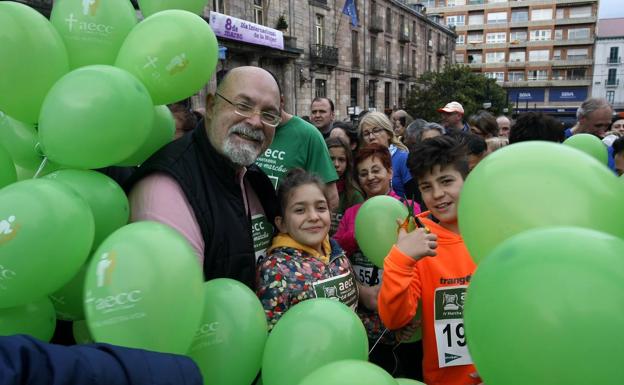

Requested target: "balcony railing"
[
  {"left": 369, "top": 15, "right": 384, "bottom": 33},
  {"left": 398, "top": 64, "right": 413, "bottom": 79},
  {"left": 608, "top": 56, "right": 621, "bottom": 65},
  {"left": 310, "top": 44, "right": 338, "bottom": 67},
  {"left": 606, "top": 79, "right": 620, "bottom": 87},
  {"left": 370, "top": 57, "right": 385, "bottom": 74},
  {"left": 398, "top": 26, "right": 410, "bottom": 43}
]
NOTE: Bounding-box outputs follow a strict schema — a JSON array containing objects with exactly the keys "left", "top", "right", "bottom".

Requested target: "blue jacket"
[{"left": 0, "top": 335, "right": 202, "bottom": 385}]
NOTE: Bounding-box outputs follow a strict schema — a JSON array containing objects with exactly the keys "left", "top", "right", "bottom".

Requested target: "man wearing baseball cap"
[{"left": 437, "top": 101, "right": 470, "bottom": 133}]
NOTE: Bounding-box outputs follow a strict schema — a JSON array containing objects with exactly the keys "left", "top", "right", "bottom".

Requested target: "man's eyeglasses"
[
  {"left": 362, "top": 127, "right": 385, "bottom": 138},
  {"left": 216, "top": 93, "right": 281, "bottom": 127}
]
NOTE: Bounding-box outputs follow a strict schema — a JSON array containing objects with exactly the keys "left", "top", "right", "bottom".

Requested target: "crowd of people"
[{"left": 8, "top": 66, "right": 623, "bottom": 385}]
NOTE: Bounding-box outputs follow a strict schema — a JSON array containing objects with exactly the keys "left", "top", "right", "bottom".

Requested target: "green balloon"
[
  {"left": 50, "top": 264, "right": 88, "bottom": 321},
  {"left": 0, "top": 143, "right": 17, "bottom": 189},
  {"left": 14, "top": 159, "right": 62, "bottom": 181},
  {"left": 115, "top": 10, "right": 218, "bottom": 105},
  {"left": 38, "top": 65, "right": 153, "bottom": 169},
  {"left": 298, "top": 360, "right": 397, "bottom": 385},
  {"left": 118, "top": 105, "right": 175, "bottom": 166},
  {"left": 138, "top": 0, "right": 208, "bottom": 17},
  {"left": 262, "top": 299, "right": 368, "bottom": 385},
  {"left": 355, "top": 196, "right": 408, "bottom": 268},
  {"left": 45, "top": 169, "right": 129, "bottom": 248},
  {"left": 0, "top": 112, "right": 42, "bottom": 169},
  {"left": 459, "top": 142, "right": 624, "bottom": 264},
  {"left": 0, "top": 179, "right": 94, "bottom": 308},
  {"left": 563, "top": 133, "right": 608, "bottom": 165},
  {"left": 50, "top": 0, "right": 137, "bottom": 69},
  {"left": 396, "top": 379, "right": 427, "bottom": 385},
  {"left": 464, "top": 227, "right": 624, "bottom": 385},
  {"left": 0, "top": 297, "right": 57, "bottom": 341},
  {"left": 188, "top": 279, "right": 268, "bottom": 385},
  {"left": 0, "top": 1, "right": 69, "bottom": 123},
  {"left": 73, "top": 320, "right": 94, "bottom": 344},
  {"left": 84, "top": 221, "right": 204, "bottom": 354}
]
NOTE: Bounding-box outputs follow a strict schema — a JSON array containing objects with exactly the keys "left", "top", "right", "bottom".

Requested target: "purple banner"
[{"left": 209, "top": 12, "right": 284, "bottom": 50}]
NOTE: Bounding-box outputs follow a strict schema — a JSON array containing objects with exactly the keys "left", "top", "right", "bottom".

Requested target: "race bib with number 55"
[{"left": 433, "top": 285, "right": 473, "bottom": 368}]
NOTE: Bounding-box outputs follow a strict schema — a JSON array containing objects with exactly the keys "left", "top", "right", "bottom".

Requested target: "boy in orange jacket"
[{"left": 378, "top": 136, "right": 480, "bottom": 385}]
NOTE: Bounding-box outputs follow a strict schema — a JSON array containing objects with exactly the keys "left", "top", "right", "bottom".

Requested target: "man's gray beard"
[{"left": 220, "top": 123, "right": 265, "bottom": 166}]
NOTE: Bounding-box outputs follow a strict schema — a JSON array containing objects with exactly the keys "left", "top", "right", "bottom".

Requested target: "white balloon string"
[
  {"left": 33, "top": 156, "right": 48, "bottom": 179},
  {"left": 368, "top": 328, "right": 388, "bottom": 355}
]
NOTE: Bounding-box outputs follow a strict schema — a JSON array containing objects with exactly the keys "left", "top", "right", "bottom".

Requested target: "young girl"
[
  {"left": 325, "top": 137, "right": 364, "bottom": 236},
  {"left": 256, "top": 168, "right": 359, "bottom": 330}
]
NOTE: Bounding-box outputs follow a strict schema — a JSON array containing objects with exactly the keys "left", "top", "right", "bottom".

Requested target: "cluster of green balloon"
[
  {"left": 0, "top": 112, "right": 41, "bottom": 171},
  {"left": 0, "top": 297, "right": 56, "bottom": 341},
  {"left": 298, "top": 360, "right": 398, "bottom": 385},
  {"left": 262, "top": 299, "right": 369, "bottom": 385},
  {"left": 0, "top": 179, "right": 94, "bottom": 309},
  {"left": 118, "top": 105, "right": 175, "bottom": 166},
  {"left": 459, "top": 141, "right": 624, "bottom": 264},
  {"left": 43, "top": 170, "right": 128, "bottom": 320},
  {"left": 50, "top": 0, "right": 137, "bottom": 69},
  {"left": 0, "top": 1, "right": 69, "bottom": 124},
  {"left": 138, "top": 0, "right": 209, "bottom": 17},
  {"left": 464, "top": 227, "right": 624, "bottom": 385},
  {"left": 38, "top": 65, "right": 153, "bottom": 169},
  {"left": 115, "top": 10, "right": 218, "bottom": 105},
  {"left": 0, "top": 143, "right": 17, "bottom": 189},
  {"left": 188, "top": 279, "right": 267, "bottom": 385},
  {"left": 563, "top": 133, "right": 608, "bottom": 165},
  {"left": 84, "top": 221, "right": 204, "bottom": 354},
  {"left": 355, "top": 196, "right": 408, "bottom": 268}
]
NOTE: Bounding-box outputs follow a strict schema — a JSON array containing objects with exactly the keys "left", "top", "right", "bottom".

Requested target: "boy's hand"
[
  {"left": 396, "top": 318, "right": 422, "bottom": 342},
  {"left": 395, "top": 219, "right": 437, "bottom": 261},
  {"left": 358, "top": 283, "right": 380, "bottom": 312}
]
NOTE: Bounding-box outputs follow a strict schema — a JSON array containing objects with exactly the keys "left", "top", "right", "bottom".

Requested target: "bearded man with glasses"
[{"left": 126, "top": 66, "right": 281, "bottom": 289}]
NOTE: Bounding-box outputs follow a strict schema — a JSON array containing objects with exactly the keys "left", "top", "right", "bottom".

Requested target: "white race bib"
[
  {"left": 312, "top": 271, "right": 358, "bottom": 310},
  {"left": 433, "top": 285, "right": 473, "bottom": 368},
  {"left": 351, "top": 251, "right": 382, "bottom": 286}
]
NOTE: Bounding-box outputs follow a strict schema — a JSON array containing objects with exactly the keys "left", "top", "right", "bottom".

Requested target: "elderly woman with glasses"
[{"left": 358, "top": 112, "right": 416, "bottom": 199}]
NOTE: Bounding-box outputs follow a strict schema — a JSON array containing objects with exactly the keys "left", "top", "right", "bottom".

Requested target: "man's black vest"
[{"left": 126, "top": 127, "right": 277, "bottom": 289}]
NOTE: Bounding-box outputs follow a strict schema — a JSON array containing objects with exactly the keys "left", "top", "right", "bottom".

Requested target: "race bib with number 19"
[{"left": 433, "top": 285, "right": 473, "bottom": 368}]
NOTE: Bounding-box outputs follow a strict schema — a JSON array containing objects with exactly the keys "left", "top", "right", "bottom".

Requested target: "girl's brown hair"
[{"left": 325, "top": 137, "right": 362, "bottom": 207}]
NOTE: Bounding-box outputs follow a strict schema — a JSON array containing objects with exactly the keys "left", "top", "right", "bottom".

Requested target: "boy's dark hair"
[
  {"left": 509, "top": 112, "right": 565, "bottom": 144},
  {"left": 613, "top": 136, "right": 624, "bottom": 155},
  {"left": 276, "top": 168, "right": 327, "bottom": 217},
  {"left": 408, "top": 135, "right": 470, "bottom": 181}
]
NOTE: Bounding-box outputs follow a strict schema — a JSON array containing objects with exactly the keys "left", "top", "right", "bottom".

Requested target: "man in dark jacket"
[
  {"left": 0, "top": 335, "right": 202, "bottom": 385},
  {"left": 127, "top": 67, "right": 280, "bottom": 289}
]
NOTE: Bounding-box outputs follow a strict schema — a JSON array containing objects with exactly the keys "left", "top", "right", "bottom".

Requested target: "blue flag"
[{"left": 342, "top": 0, "right": 358, "bottom": 27}]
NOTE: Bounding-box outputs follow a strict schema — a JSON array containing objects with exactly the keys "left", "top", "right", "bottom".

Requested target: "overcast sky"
[{"left": 598, "top": 0, "right": 624, "bottom": 18}]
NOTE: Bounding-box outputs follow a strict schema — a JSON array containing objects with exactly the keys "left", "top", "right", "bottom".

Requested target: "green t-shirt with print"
[{"left": 255, "top": 116, "right": 338, "bottom": 189}]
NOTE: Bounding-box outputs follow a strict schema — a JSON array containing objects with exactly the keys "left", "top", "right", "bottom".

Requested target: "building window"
[
  {"left": 368, "top": 80, "right": 376, "bottom": 108},
  {"left": 528, "top": 70, "right": 548, "bottom": 81},
  {"left": 352, "top": 30, "right": 359, "bottom": 67},
  {"left": 400, "top": 44, "right": 405, "bottom": 68},
  {"left": 485, "top": 72, "right": 504, "bottom": 82},
  {"left": 487, "top": 12, "right": 507, "bottom": 24},
  {"left": 385, "top": 41, "right": 391, "bottom": 72},
  {"left": 315, "top": 79, "right": 326, "bottom": 98},
  {"left": 456, "top": 34, "right": 465, "bottom": 45},
  {"left": 567, "top": 48, "right": 588, "bottom": 60},
  {"left": 569, "top": 6, "right": 591, "bottom": 18},
  {"left": 554, "top": 29, "right": 563, "bottom": 40},
  {"left": 531, "top": 8, "right": 553, "bottom": 21},
  {"left": 412, "top": 21, "right": 417, "bottom": 41},
  {"left": 385, "top": 8, "right": 392, "bottom": 34},
  {"left": 509, "top": 50, "right": 525, "bottom": 62},
  {"left": 384, "top": 82, "right": 391, "bottom": 109},
  {"left": 607, "top": 68, "right": 618, "bottom": 85},
  {"left": 530, "top": 29, "right": 552, "bottom": 41},
  {"left": 467, "top": 52, "right": 482, "bottom": 63},
  {"left": 467, "top": 33, "right": 483, "bottom": 43},
  {"left": 568, "top": 68, "right": 586, "bottom": 80},
  {"left": 213, "top": 0, "right": 225, "bottom": 12},
  {"left": 370, "top": 36, "right": 377, "bottom": 63},
  {"left": 412, "top": 49, "right": 417, "bottom": 75},
  {"left": 350, "top": 78, "right": 359, "bottom": 106},
  {"left": 529, "top": 49, "right": 549, "bottom": 61},
  {"left": 609, "top": 47, "right": 620, "bottom": 64},
  {"left": 486, "top": 51, "right": 505, "bottom": 63},
  {"left": 315, "top": 14, "right": 324, "bottom": 45},
  {"left": 253, "top": 0, "right": 264, "bottom": 25},
  {"left": 398, "top": 83, "right": 405, "bottom": 108},
  {"left": 606, "top": 90, "right": 615, "bottom": 104},
  {"left": 468, "top": 13, "right": 484, "bottom": 25},
  {"left": 553, "top": 49, "right": 561, "bottom": 60},
  {"left": 488, "top": 0, "right": 506, "bottom": 3},
  {"left": 486, "top": 32, "right": 506, "bottom": 43},
  {"left": 427, "top": 55, "right": 432, "bottom": 71},
  {"left": 509, "top": 30, "right": 527, "bottom": 42},
  {"left": 511, "top": 9, "right": 528, "bottom": 22},
  {"left": 508, "top": 71, "right": 525, "bottom": 81},
  {"left": 568, "top": 28, "right": 590, "bottom": 40},
  {"left": 456, "top": 53, "right": 465, "bottom": 63},
  {"left": 446, "top": 15, "right": 465, "bottom": 26},
  {"left": 556, "top": 8, "right": 564, "bottom": 19},
  {"left": 448, "top": 0, "right": 466, "bottom": 5}
]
